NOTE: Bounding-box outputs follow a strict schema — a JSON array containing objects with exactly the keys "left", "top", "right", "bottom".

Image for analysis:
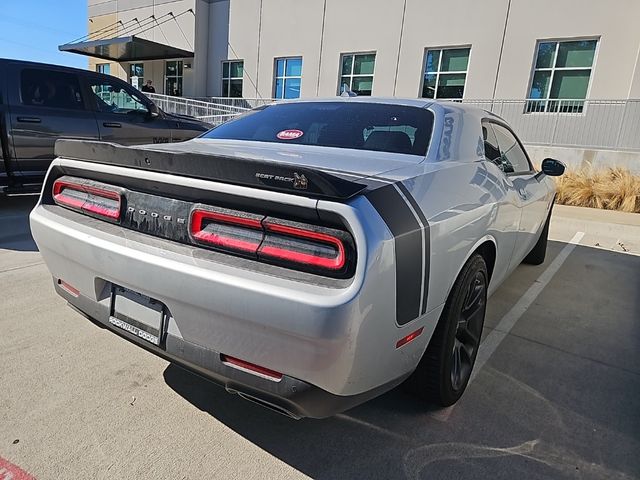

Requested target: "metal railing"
[
  {"left": 188, "top": 97, "right": 277, "bottom": 109},
  {"left": 145, "top": 93, "right": 251, "bottom": 122},
  {"left": 147, "top": 93, "right": 640, "bottom": 151},
  {"left": 460, "top": 99, "right": 640, "bottom": 152}
]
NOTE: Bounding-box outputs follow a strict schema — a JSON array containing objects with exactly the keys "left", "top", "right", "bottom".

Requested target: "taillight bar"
[
  {"left": 189, "top": 207, "right": 264, "bottom": 255},
  {"left": 189, "top": 206, "right": 354, "bottom": 277},
  {"left": 258, "top": 221, "right": 346, "bottom": 271},
  {"left": 52, "top": 176, "right": 122, "bottom": 221}
]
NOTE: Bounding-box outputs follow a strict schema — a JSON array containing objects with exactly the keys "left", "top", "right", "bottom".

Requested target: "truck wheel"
[
  {"left": 523, "top": 208, "right": 552, "bottom": 265},
  {"left": 405, "top": 254, "right": 488, "bottom": 406}
]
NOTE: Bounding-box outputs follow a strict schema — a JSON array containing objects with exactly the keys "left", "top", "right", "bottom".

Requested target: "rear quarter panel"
[{"left": 405, "top": 160, "right": 521, "bottom": 312}]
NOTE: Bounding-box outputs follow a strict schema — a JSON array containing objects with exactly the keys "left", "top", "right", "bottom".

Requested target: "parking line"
[{"left": 431, "top": 231, "right": 585, "bottom": 421}]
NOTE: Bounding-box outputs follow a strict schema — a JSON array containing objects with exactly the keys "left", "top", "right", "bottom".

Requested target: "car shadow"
[
  {"left": 0, "top": 194, "right": 39, "bottom": 252},
  {"left": 162, "top": 240, "right": 640, "bottom": 479}
]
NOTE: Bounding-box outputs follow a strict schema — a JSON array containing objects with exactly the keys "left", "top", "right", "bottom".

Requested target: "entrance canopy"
[{"left": 59, "top": 36, "right": 193, "bottom": 62}]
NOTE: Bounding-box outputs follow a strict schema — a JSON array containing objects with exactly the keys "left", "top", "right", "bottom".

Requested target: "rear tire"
[
  {"left": 404, "top": 254, "right": 488, "bottom": 407},
  {"left": 523, "top": 207, "right": 552, "bottom": 265}
]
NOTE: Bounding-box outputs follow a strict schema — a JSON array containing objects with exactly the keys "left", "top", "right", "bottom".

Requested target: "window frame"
[
  {"left": 221, "top": 59, "right": 244, "bottom": 98},
  {"left": 525, "top": 37, "right": 600, "bottom": 114},
  {"left": 482, "top": 119, "right": 534, "bottom": 176},
  {"left": 337, "top": 51, "right": 376, "bottom": 96},
  {"left": 128, "top": 63, "right": 144, "bottom": 84},
  {"left": 164, "top": 60, "right": 183, "bottom": 97},
  {"left": 273, "top": 57, "right": 303, "bottom": 99},
  {"left": 420, "top": 45, "right": 471, "bottom": 100},
  {"left": 95, "top": 63, "right": 110, "bottom": 75}
]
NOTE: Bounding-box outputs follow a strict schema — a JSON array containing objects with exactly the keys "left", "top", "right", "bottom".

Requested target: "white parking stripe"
[{"left": 430, "top": 231, "right": 585, "bottom": 421}]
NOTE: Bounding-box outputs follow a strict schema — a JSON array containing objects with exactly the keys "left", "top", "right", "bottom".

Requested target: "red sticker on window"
[{"left": 276, "top": 129, "right": 304, "bottom": 140}]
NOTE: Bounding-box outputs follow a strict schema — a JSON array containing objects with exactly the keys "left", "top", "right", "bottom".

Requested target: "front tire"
[
  {"left": 405, "top": 254, "right": 488, "bottom": 406},
  {"left": 523, "top": 206, "right": 553, "bottom": 265}
]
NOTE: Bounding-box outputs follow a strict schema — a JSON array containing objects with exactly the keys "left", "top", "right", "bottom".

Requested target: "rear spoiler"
[{"left": 54, "top": 140, "right": 367, "bottom": 200}]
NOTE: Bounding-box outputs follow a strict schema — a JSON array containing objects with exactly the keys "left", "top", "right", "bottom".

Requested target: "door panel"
[
  {"left": 8, "top": 66, "right": 99, "bottom": 178},
  {"left": 85, "top": 75, "right": 172, "bottom": 145},
  {"left": 491, "top": 123, "right": 549, "bottom": 264}
]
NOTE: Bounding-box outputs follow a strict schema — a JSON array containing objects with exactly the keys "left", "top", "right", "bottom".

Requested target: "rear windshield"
[{"left": 202, "top": 102, "right": 434, "bottom": 156}]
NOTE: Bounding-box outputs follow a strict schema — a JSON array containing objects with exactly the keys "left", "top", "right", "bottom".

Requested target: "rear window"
[{"left": 202, "top": 102, "right": 434, "bottom": 156}]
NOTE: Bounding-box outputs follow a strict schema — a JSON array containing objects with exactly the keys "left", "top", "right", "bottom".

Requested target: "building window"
[
  {"left": 421, "top": 47, "right": 470, "bottom": 100},
  {"left": 95, "top": 63, "right": 110, "bottom": 75},
  {"left": 527, "top": 39, "right": 597, "bottom": 113},
  {"left": 339, "top": 53, "right": 375, "bottom": 96},
  {"left": 165, "top": 60, "right": 183, "bottom": 97},
  {"left": 222, "top": 60, "right": 243, "bottom": 97},
  {"left": 129, "top": 63, "right": 144, "bottom": 88},
  {"left": 274, "top": 57, "right": 302, "bottom": 99}
]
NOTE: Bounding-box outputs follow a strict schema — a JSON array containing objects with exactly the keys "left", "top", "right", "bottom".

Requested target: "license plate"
[{"left": 109, "top": 286, "right": 165, "bottom": 345}]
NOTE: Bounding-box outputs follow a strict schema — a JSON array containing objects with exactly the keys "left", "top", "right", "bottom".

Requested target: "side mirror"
[
  {"left": 541, "top": 158, "right": 565, "bottom": 176},
  {"left": 148, "top": 102, "right": 160, "bottom": 118}
]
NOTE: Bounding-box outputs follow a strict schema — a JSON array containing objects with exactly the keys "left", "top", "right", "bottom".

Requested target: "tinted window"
[
  {"left": 492, "top": 124, "right": 532, "bottom": 174},
  {"left": 88, "top": 78, "right": 148, "bottom": 115},
  {"left": 203, "top": 102, "right": 433, "bottom": 156},
  {"left": 482, "top": 122, "right": 501, "bottom": 163},
  {"left": 20, "top": 69, "right": 84, "bottom": 110}
]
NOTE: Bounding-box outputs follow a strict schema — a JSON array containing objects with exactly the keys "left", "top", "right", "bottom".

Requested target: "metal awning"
[{"left": 59, "top": 36, "right": 193, "bottom": 62}]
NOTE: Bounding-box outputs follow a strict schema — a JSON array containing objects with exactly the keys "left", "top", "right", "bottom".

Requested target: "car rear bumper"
[
  {"left": 55, "top": 279, "right": 409, "bottom": 419},
  {"left": 30, "top": 202, "right": 438, "bottom": 412}
]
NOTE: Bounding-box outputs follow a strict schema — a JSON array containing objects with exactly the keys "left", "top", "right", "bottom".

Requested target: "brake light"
[
  {"left": 221, "top": 354, "right": 283, "bottom": 381},
  {"left": 396, "top": 327, "right": 424, "bottom": 348},
  {"left": 52, "top": 177, "right": 121, "bottom": 221},
  {"left": 189, "top": 207, "right": 264, "bottom": 254},
  {"left": 258, "top": 221, "right": 346, "bottom": 271}
]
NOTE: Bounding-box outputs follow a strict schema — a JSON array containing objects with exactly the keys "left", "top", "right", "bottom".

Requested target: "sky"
[{"left": 0, "top": 0, "right": 88, "bottom": 68}]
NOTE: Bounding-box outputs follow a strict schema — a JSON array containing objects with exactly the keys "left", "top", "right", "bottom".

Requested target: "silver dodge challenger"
[{"left": 30, "top": 98, "right": 565, "bottom": 419}]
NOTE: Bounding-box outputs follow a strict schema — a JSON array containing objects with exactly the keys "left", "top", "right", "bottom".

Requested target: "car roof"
[{"left": 270, "top": 96, "right": 490, "bottom": 115}]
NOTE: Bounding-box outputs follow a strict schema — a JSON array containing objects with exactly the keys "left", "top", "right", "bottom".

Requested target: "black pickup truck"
[{"left": 0, "top": 58, "right": 211, "bottom": 193}]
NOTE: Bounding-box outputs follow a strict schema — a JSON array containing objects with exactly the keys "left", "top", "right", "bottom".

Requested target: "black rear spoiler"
[{"left": 54, "top": 140, "right": 367, "bottom": 200}]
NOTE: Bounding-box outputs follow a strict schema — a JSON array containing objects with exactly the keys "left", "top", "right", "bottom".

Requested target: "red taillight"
[
  {"left": 221, "top": 354, "right": 283, "bottom": 381},
  {"left": 258, "top": 221, "right": 346, "bottom": 271},
  {"left": 52, "top": 177, "right": 121, "bottom": 221},
  {"left": 189, "top": 208, "right": 264, "bottom": 254},
  {"left": 189, "top": 209, "right": 351, "bottom": 275},
  {"left": 396, "top": 327, "right": 424, "bottom": 348}
]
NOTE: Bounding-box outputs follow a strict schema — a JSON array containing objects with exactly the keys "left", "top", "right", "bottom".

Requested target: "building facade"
[{"left": 74, "top": 0, "right": 640, "bottom": 103}]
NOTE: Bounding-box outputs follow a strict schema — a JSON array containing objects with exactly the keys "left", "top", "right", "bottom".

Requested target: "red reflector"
[
  {"left": 190, "top": 209, "right": 263, "bottom": 253},
  {"left": 396, "top": 327, "right": 424, "bottom": 348},
  {"left": 221, "top": 354, "right": 283, "bottom": 381},
  {"left": 52, "top": 178, "right": 121, "bottom": 220},
  {"left": 259, "top": 222, "right": 346, "bottom": 270},
  {"left": 58, "top": 279, "right": 79, "bottom": 297}
]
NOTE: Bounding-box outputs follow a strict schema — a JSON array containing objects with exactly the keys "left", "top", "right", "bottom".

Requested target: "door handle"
[
  {"left": 103, "top": 122, "right": 121, "bottom": 128},
  {"left": 17, "top": 116, "right": 41, "bottom": 123}
]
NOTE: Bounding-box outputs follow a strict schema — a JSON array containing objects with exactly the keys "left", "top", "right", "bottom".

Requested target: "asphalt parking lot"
[{"left": 1, "top": 195, "right": 639, "bottom": 480}]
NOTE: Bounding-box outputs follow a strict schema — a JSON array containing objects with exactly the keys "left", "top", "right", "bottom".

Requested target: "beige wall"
[
  {"left": 495, "top": 0, "right": 640, "bottom": 99},
  {"left": 210, "top": 0, "right": 640, "bottom": 100},
  {"left": 87, "top": 12, "right": 126, "bottom": 80},
  {"left": 85, "top": 0, "right": 640, "bottom": 100},
  {"left": 88, "top": 0, "right": 195, "bottom": 95}
]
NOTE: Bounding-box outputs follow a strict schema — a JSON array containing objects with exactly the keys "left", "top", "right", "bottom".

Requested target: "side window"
[
  {"left": 482, "top": 122, "right": 501, "bottom": 164},
  {"left": 20, "top": 69, "right": 84, "bottom": 110},
  {"left": 88, "top": 78, "right": 148, "bottom": 115},
  {"left": 492, "top": 124, "right": 532, "bottom": 174}
]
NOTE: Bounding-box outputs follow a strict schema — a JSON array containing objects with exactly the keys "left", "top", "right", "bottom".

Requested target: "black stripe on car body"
[
  {"left": 365, "top": 183, "right": 428, "bottom": 325},
  {"left": 396, "top": 182, "right": 430, "bottom": 315}
]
